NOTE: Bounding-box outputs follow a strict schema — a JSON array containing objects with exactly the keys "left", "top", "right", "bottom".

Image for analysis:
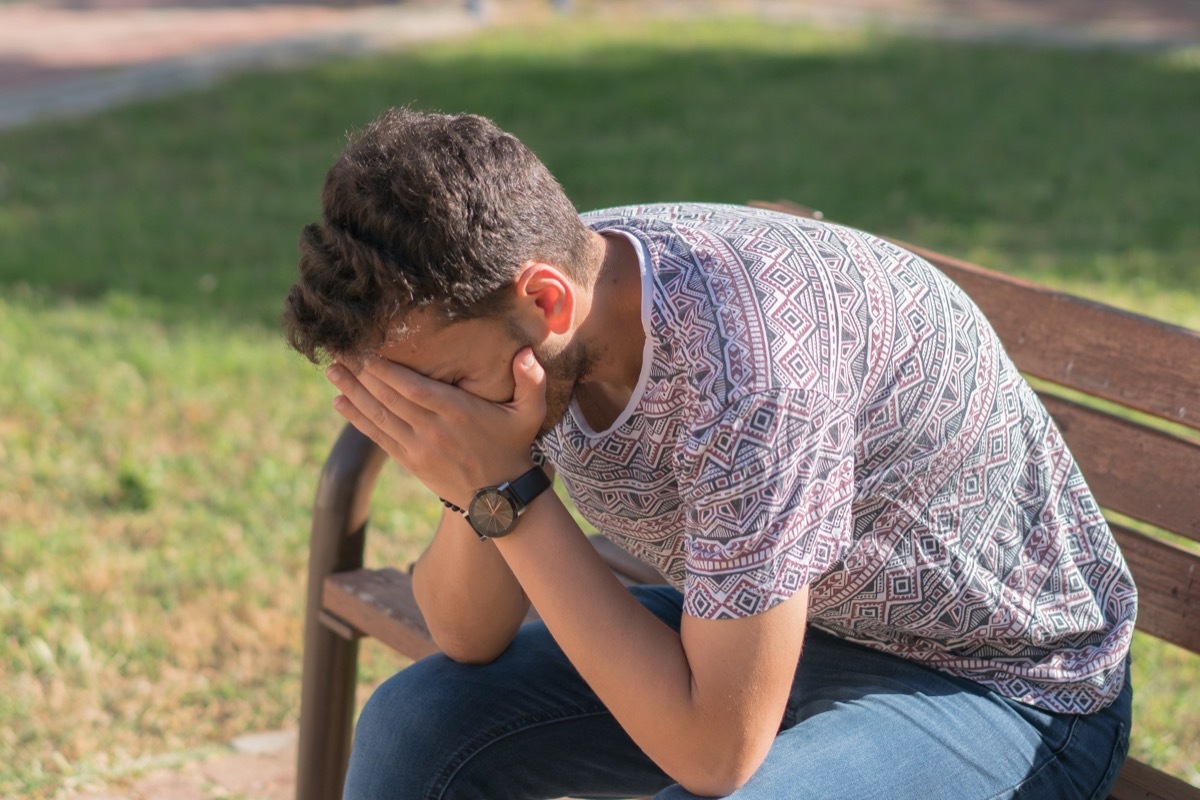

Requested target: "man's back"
[{"left": 538, "top": 203, "right": 1136, "bottom": 715}]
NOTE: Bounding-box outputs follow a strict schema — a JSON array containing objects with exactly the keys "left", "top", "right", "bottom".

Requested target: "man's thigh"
[
  {"left": 656, "top": 628, "right": 1130, "bottom": 800},
  {"left": 344, "top": 585, "right": 682, "bottom": 800}
]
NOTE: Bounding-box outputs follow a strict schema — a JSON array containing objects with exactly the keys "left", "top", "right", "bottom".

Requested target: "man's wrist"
[
  {"left": 439, "top": 457, "right": 538, "bottom": 516},
  {"left": 446, "top": 465, "right": 552, "bottom": 541}
]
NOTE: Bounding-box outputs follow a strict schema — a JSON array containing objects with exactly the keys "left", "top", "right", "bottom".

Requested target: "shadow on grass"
[{"left": 0, "top": 18, "right": 1196, "bottom": 329}]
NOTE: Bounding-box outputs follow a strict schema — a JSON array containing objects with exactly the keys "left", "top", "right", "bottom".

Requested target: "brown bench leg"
[
  {"left": 297, "top": 612, "right": 359, "bottom": 800},
  {"left": 296, "top": 426, "right": 387, "bottom": 800}
]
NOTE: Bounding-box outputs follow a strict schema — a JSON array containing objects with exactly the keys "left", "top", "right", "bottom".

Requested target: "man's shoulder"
[
  {"left": 581, "top": 202, "right": 795, "bottom": 229},
  {"left": 580, "top": 203, "right": 841, "bottom": 266}
]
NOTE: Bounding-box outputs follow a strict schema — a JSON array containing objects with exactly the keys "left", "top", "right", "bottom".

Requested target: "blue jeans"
[{"left": 345, "top": 586, "right": 1132, "bottom": 800}]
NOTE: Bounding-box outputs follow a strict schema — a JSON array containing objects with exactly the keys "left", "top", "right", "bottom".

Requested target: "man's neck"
[{"left": 573, "top": 231, "right": 645, "bottom": 431}]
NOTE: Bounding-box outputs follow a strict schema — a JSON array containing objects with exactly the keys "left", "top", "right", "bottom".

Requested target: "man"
[{"left": 283, "top": 108, "right": 1136, "bottom": 799}]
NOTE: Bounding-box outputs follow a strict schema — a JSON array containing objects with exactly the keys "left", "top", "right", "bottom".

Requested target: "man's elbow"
[
  {"left": 423, "top": 601, "right": 521, "bottom": 664},
  {"left": 672, "top": 740, "right": 765, "bottom": 797},
  {"left": 432, "top": 631, "right": 512, "bottom": 665},
  {"left": 676, "top": 764, "right": 758, "bottom": 798}
]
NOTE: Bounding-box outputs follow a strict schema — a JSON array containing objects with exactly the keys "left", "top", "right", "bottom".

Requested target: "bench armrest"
[{"left": 296, "top": 423, "right": 387, "bottom": 800}]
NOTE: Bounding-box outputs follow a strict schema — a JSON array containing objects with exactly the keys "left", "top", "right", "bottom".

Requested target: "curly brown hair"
[{"left": 282, "top": 108, "right": 594, "bottom": 364}]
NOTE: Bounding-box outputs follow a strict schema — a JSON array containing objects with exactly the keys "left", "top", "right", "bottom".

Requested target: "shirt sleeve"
[{"left": 675, "top": 389, "right": 857, "bottom": 620}]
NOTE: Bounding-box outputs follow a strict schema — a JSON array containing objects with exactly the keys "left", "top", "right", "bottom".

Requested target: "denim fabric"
[{"left": 344, "top": 586, "right": 1131, "bottom": 800}]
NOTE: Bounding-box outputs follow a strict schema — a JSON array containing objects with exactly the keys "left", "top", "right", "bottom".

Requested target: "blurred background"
[{"left": 1, "top": 0, "right": 1197, "bottom": 797}]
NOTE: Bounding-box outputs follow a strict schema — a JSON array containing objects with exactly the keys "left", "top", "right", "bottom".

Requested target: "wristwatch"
[{"left": 442, "top": 467, "right": 552, "bottom": 541}]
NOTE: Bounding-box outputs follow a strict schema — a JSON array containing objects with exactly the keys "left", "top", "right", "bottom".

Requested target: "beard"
[{"left": 531, "top": 335, "right": 593, "bottom": 437}]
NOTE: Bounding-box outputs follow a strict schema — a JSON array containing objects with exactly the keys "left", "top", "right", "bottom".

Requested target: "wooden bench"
[{"left": 294, "top": 200, "right": 1200, "bottom": 800}]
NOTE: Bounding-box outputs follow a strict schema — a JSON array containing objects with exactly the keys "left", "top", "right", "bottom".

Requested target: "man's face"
[
  {"left": 377, "top": 313, "right": 523, "bottom": 406},
  {"left": 375, "top": 311, "right": 589, "bottom": 436}
]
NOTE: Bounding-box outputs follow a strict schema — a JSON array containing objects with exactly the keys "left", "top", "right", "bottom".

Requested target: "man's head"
[{"left": 282, "top": 108, "right": 595, "bottom": 365}]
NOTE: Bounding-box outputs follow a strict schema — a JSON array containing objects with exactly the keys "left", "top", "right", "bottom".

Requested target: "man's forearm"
[
  {"left": 411, "top": 509, "right": 530, "bottom": 663},
  {"left": 490, "top": 492, "right": 800, "bottom": 796}
]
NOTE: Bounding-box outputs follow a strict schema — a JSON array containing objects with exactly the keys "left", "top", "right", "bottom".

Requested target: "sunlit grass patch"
[
  {"left": 1, "top": 11, "right": 1197, "bottom": 795},
  {"left": 0, "top": 291, "right": 436, "bottom": 794},
  {"left": 1130, "top": 633, "right": 1200, "bottom": 787}
]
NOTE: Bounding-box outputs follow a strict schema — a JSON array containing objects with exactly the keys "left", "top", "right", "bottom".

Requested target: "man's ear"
[{"left": 514, "top": 262, "right": 575, "bottom": 336}]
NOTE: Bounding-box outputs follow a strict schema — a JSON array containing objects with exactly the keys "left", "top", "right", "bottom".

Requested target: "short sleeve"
[{"left": 675, "top": 390, "right": 856, "bottom": 620}]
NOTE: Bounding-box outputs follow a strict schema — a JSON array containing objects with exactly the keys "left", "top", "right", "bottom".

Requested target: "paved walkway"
[
  {"left": 3, "top": 0, "right": 1198, "bottom": 129},
  {"left": 59, "top": 730, "right": 299, "bottom": 799},
  {"left": 9, "top": 0, "right": 1197, "bottom": 796},
  {"left": 0, "top": 0, "right": 487, "bottom": 129}
]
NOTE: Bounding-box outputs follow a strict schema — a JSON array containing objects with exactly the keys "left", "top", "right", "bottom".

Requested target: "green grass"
[{"left": 1, "top": 13, "right": 1198, "bottom": 796}]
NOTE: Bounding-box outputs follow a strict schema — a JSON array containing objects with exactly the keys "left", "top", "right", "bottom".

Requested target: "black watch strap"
[{"left": 505, "top": 466, "right": 552, "bottom": 508}]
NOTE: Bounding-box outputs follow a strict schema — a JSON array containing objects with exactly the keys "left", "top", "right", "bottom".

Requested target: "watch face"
[{"left": 469, "top": 489, "right": 518, "bottom": 538}]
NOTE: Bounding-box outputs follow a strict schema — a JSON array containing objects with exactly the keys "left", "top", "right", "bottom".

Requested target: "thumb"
[{"left": 511, "top": 347, "right": 547, "bottom": 409}]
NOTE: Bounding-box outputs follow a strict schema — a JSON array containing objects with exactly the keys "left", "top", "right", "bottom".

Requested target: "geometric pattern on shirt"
[{"left": 535, "top": 203, "right": 1137, "bottom": 715}]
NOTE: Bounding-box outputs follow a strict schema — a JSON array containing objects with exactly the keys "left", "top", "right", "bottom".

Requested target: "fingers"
[
  {"left": 327, "top": 353, "right": 546, "bottom": 483},
  {"left": 362, "top": 357, "right": 455, "bottom": 413},
  {"left": 511, "top": 347, "right": 547, "bottom": 418},
  {"left": 326, "top": 363, "right": 415, "bottom": 457}
]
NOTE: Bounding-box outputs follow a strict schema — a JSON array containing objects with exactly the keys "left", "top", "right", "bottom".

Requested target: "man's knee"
[{"left": 345, "top": 656, "right": 477, "bottom": 799}]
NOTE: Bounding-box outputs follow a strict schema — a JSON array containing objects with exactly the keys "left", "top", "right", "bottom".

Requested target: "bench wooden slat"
[
  {"left": 1109, "top": 757, "right": 1200, "bottom": 800},
  {"left": 912, "top": 245, "right": 1200, "bottom": 428},
  {"left": 1040, "top": 394, "right": 1200, "bottom": 543},
  {"left": 748, "top": 200, "right": 1200, "bottom": 427},
  {"left": 322, "top": 535, "right": 665, "bottom": 662},
  {"left": 1111, "top": 525, "right": 1200, "bottom": 654},
  {"left": 324, "top": 567, "right": 438, "bottom": 661}
]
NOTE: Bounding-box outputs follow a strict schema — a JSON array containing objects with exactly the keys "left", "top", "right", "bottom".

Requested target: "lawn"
[{"left": 1, "top": 12, "right": 1198, "bottom": 796}]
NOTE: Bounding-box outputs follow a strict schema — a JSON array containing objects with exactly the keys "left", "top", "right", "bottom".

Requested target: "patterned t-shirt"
[{"left": 533, "top": 203, "right": 1136, "bottom": 715}]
